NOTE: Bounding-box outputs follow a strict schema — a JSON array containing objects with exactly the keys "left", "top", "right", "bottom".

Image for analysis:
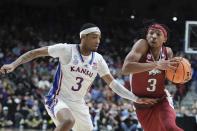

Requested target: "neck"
[
  {"left": 79, "top": 44, "right": 91, "bottom": 56},
  {"left": 150, "top": 47, "right": 162, "bottom": 61}
]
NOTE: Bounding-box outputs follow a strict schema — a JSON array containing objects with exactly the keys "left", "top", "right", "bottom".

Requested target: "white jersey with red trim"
[{"left": 46, "top": 44, "right": 110, "bottom": 102}]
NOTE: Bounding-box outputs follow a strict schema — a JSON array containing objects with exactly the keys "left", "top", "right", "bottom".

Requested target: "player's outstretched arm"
[
  {"left": 102, "top": 74, "right": 158, "bottom": 104},
  {"left": 0, "top": 46, "right": 49, "bottom": 74}
]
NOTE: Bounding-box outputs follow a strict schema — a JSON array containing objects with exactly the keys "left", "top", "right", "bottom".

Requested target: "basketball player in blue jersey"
[{"left": 0, "top": 23, "right": 158, "bottom": 131}]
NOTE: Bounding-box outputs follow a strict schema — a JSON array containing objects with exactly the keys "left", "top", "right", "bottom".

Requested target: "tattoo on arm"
[{"left": 13, "top": 47, "right": 49, "bottom": 67}]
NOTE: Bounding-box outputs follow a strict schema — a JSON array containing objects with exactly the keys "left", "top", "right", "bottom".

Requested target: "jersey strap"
[{"left": 76, "top": 45, "right": 94, "bottom": 65}]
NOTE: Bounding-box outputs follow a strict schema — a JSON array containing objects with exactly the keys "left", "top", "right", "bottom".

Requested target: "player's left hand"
[{"left": 135, "top": 98, "right": 159, "bottom": 105}]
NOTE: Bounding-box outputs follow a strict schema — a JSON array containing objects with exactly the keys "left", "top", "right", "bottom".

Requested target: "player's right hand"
[
  {"left": 156, "top": 59, "right": 179, "bottom": 70},
  {"left": 0, "top": 63, "right": 16, "bottom": 74},
  {"left": 136, "top": 98, "right": 159, "bottom": 105}
]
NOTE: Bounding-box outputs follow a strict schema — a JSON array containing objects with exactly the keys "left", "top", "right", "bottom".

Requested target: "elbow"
[
  {"left": 121, "top": 64, "right": 130, "bottom": 75},
  {"left": 121, "top": 71, "right": 129, "bottom": 76},
  {"left": 121, "top": 62, "right": 137, "bottom": 75},
  {"left": 121, "top": 68, "right": 127, "bottom": 75}
]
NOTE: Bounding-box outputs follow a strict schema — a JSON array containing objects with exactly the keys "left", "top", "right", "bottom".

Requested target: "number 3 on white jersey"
[{"left": 147, "top": 78, "right": 157, "bottom": 92}]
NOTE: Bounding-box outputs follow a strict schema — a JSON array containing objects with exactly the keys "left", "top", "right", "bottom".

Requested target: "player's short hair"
[
  {"left": 80, "top": 23, "right": 98, "bottom": 32},
  {"left": 79, "top": 23, "right": 101, "bottom": 38}
]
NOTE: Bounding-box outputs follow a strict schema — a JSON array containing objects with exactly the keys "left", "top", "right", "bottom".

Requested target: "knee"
[{"left": 61, "top": 117, "right": 75, "bottom": 129}]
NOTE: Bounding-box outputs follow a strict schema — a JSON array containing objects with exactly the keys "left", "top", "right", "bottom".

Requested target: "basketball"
[{"left": 166, "top": 57, "right": 192, "bottom": 84}]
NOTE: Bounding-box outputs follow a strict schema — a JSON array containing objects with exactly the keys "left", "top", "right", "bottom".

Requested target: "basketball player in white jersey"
[{"left": 0, "top": 23, "right": 158, "bottom": 131}]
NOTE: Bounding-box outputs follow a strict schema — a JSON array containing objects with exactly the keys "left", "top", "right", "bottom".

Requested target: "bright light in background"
[
  {"left": 130, "top": 10, "right": 136, "bottom": 20},
  {"left": 130, "top": 15, "right": 135, "bottom": 19},
  {"left": 172, "top": 16, "right": 177, "bottom": 21}
]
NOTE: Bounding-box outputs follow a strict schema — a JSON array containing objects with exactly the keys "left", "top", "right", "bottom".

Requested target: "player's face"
[
  {"left": 84, "top": 32, "right": 101, "bottom": 52},
  {"left": 146, "top": 29, "right": 167, "bottom": 48}
]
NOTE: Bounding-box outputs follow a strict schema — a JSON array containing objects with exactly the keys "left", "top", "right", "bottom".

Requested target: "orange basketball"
[{"left": 166, "top": 57, "right": 192, "bottom": 84}]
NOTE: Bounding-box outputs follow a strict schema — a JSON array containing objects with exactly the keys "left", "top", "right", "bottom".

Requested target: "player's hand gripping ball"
[{"left": 166, "top": 57, "right": 192, "bottom": 84}]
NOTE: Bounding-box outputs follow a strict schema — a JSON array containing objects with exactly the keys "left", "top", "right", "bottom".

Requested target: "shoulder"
[
  {"left": 93, "top": 52, "right": 109, "bottom": 66},
  {"left": 94, "top": 52, "right": 105, "bottom": 61},
  {"left": 165, "top": 46, "right": 172, "bottom": 52},
  {"left": 165, "top": 46, "right": 173, "bottom": 58},
  {"left": 132, "top": 39, "right": 149, "bottom": 52},
  {"left": 134, "top": 39, "right": 148, "bottom": 46},
  {"left": 50, "top": 43, "right": 76, "bottom": 51},
  {"left": 48, "top": 43, "right": 74, "bottom": 58},
  {"left": 48, "top": 43, "right": 68, "bottom": 49},
  {"left": 128, "top": 39, "right": 149, "bottom": 58}
]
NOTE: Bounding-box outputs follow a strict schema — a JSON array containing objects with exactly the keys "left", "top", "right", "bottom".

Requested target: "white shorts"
[{"left": 45, "top": 98, "right": 93, "bottom": 131}]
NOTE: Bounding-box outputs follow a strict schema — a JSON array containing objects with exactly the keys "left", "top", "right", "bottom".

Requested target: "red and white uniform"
[
  {"left": 131, "top": 46, "right": 167, "bottom": 98},
  {"left": 130, "top": 46, "right": 183, "bottom": 131}
]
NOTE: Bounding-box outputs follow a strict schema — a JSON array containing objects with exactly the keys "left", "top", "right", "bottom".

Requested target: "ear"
[{"left": 81, "top": 34, "right": 86, "bottom": 39}]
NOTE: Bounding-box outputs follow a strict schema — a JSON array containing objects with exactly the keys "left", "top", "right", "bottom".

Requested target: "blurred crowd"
[{"left": 0, "top": 4, "right": 197, "bottom": 131}]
